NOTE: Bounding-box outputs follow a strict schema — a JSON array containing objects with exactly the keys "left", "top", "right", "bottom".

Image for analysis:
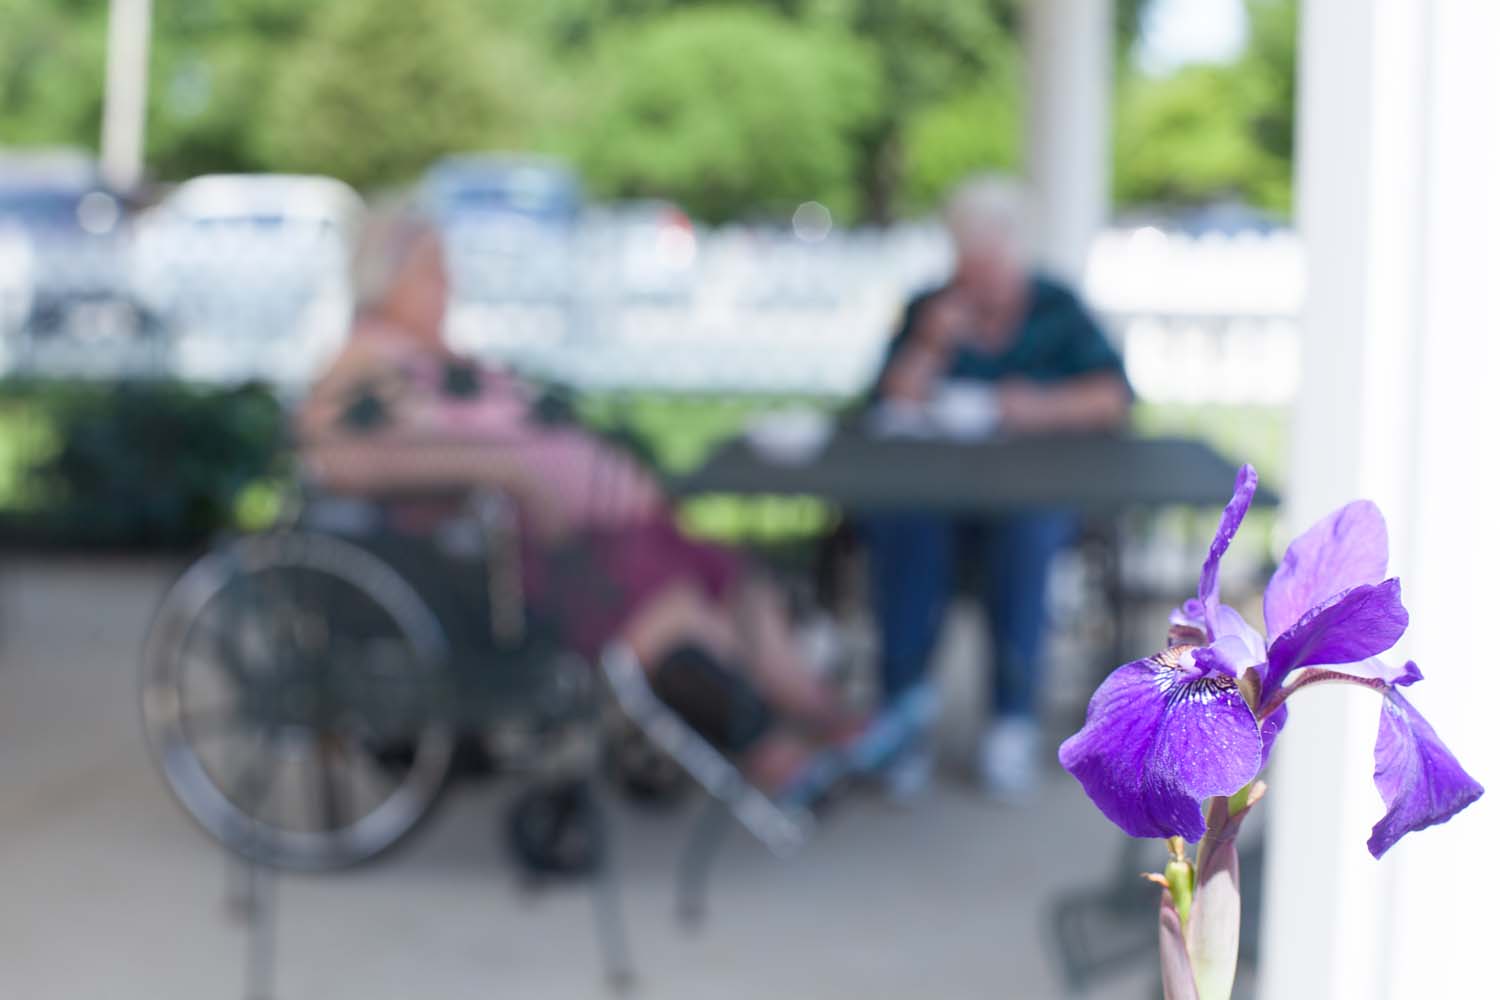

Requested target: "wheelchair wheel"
[{"left": 142, "top": 532, "right": 456, "bottom": 870}]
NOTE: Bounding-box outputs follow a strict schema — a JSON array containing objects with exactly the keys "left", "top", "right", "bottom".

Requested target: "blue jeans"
[{"left": 864, "top": 512, "right": 1074, "bottom": 719}]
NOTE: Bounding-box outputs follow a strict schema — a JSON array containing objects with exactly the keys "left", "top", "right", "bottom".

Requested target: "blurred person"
[
  {"left": 866, "top": 175, "right": 1131, "bottom": 803},
  {"left": 299, "top": 207, "right": 862, "bottom": 794}
]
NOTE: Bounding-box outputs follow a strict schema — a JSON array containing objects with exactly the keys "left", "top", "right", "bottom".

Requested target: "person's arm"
[
  {"left": 300, "top": 433, "right": 574, "bottom": 539},
  {"left": 995, "top": 371, "right": 1131, "bottom": 432},
  {"left": 297, "top": 339, "right": 396, "bottom": 442},
  {"left": 875, "top": 291, "right": 968, "bottom": 403}
]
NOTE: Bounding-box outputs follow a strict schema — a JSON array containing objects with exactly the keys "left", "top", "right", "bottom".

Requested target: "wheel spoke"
[
  {"left": 313, "top": 733, "right": 352, "bottom": 833},
  {"left": 225, "top": 724, "right": 280, "bottom": 822},
  {"left": 188, "top": 596, "right": 255, "bottom": 688}
]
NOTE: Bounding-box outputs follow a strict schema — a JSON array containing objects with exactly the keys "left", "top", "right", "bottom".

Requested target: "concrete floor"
[{"left": 0, "top": 556, "right": 1162, "bottom": 1000}]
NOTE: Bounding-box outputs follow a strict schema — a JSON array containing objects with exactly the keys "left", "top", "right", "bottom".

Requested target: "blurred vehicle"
[
  {"left": 589, "top": 199, "right": 698, "bottom": 303},
  {"left": 135, "top": 174, "right": 362, "bottom": 382},
  {"left": 419, "top": 154, "right": 581, "bottom": 304},
  {"left": 0, "top": 149, "right": 152, "bottom": 346}
]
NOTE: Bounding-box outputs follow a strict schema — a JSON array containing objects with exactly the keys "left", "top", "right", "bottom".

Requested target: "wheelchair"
[
  {"left": 140, "top": 469, "right": 937, "bottom": 997},
  {"left": 140, "top": 485, "right": 624, "bottom": 872}
]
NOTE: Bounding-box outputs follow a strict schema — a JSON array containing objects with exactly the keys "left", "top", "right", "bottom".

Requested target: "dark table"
[
  {"left": 671, "top": 430, "right": 1278, "bottom": 514},
  {"left": 672, "top": 430, "right": 1276, "bottom": 674}
]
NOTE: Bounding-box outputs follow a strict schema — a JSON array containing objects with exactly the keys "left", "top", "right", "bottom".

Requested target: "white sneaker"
[
  {"left": 883, "top": 743, "right": 934, "bottom": 806},
  {"left": 979, "top": 717, "right": 1040, "bottom": 803}
]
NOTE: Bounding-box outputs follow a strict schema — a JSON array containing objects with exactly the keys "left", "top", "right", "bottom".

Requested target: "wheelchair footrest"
[{"left": 600, "top": 643, "right": 812, "bottom": 857}]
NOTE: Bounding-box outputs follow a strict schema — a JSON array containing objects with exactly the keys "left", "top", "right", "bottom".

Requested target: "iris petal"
[
  {"left": 1263, "top": 579, "right": 1408, "bottom": 695},
  {"left": 1059, "top": 650, "right": 1262, "bottom": 841},
  {"left": 1309, "top": 656, "right": 1423, "bottom": 688},
  {"left": 1258, "top": 703, "right": 1288, "bottom": 770},
  {"left": 1205, "top": 603, "right": 1267, "bottom": 669},
  {"left": 1263, "top": 500, "right": 1388, "bottom": 640},
  {"left": 1198, "top": 465, "right": 1258, "bottom": 610},
  {"left": 1367, "top": 687, "right": 1484, "bottom": 858}
]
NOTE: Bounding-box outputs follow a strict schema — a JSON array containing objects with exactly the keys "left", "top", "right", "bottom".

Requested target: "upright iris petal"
[
  {"left": 1263, "top": 500, "right": 1388, "bottom": 639},
  {"left": 1059, "top": 648, "right": 1262, "bottom": 842},
  {"left": 1368, "top": 685, "right": 1484, "bottom": 858},
  {"left": 1198, "top": 465, "right": 1259, "bottom": 626}
]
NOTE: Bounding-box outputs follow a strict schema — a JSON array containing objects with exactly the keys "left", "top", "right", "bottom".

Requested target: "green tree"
[
  {"left": 0, "top": 0, "right": 108, "bottom": 152},
  {"left": 572, "top": 7, "right": 880, "bottom": 223},
  {"left": 1242, "top": 0, "right": 1297, "bottom": 178},
  {"left": 902, "top": 85, "right": 1022, "bottom": 214},
  {"left": 145, "top": 0, "right": 319, "bottom": 179},
  {"left": 797, "top": 0, "right": 1019, "bottom": 222},
  {"left": 1113, "top": 0, "right": 1296, "bottom": 215},
  {"left": 255, "top": 0, "right": 549, "bottom": 190}
]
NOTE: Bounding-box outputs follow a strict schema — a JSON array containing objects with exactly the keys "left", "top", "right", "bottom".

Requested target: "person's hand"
[
  {"left": 916, "top": 292, "right": 975, "bottom": 354},
  {"left": 995, "top": 378, "right": 1051, "bottom": 431}
]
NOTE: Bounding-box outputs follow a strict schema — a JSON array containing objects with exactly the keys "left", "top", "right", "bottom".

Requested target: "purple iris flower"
[{"left": 1059, "top": 464, "right": 1482, "bottom": 856}]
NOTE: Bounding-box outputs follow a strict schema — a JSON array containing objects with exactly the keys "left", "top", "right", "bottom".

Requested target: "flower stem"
[{"left": 1163, "top": 837, "right": 1195, "bottom": 928}]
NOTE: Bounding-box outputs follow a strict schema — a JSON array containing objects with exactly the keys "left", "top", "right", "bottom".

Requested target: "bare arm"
[
  {"left": 877, "top": 293, "right": 970, "bottom": 402},
  {"left": 300, "top": 433, "right": 572, "bottom": 539},
  {"left": 997, "top": 372, "right": 1132, "bottom": 433}
]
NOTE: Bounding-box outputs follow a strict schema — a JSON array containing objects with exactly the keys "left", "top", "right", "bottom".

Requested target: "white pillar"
[
  {"left": 1262, "top": 2, "right": 1500, "bottom": 998},
  {"left": 1024, "top": 0, "right": 1113, "bottom": 282},
  {"left": 100, "top": 0, "right": 152, "bottom": 191}
]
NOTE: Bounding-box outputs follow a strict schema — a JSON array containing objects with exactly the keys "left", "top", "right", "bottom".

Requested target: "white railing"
[{"left": 1, "top": 223, "right": 1305, "bottom": 404}]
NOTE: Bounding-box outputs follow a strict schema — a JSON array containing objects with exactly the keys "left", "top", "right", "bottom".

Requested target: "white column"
[
  {"left": 100, "top": 0, "right": 153, "bottom": 191},
  {"left": 1024, "top": 0, "right": 1113, "bottom": 282},
  {"left": 1262, "top": 2, "right": 1500, "bottom": 999}
]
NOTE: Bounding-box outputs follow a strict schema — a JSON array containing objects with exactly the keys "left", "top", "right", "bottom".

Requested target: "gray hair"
[
  {"left": 350, "top": 201, "right": 442, "bottom": 312},
  {"left": 943, "top": 173, "right": 1032, "bottom": 258}
]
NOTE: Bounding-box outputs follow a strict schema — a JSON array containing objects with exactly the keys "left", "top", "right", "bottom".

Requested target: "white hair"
[
  {"left": 943, "top": 174, "right": 1033, "bottom": 258},
  {"left": 350, "top": 201, "right": 441, "bottom": 312}
]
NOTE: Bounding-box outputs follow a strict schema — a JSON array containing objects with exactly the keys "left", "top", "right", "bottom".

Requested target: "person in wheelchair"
[{"left": 298, "top": 207, "right": 867, "bottom": 795}]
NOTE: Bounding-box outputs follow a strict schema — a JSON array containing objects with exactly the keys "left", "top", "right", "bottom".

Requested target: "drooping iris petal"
[
  {"left": 1258, "top": 702, "right": 1288, "bottom": 769},
  {"left": 1198, "top": 465, "right": 1258, "bottom": 611},
  {"left": 1263, "top": 500, "right": 1388, "bottom": 639},
  {"left": 1263, "top": 578, "right": 1408, "bottom": 694},
  {"left": 1059, "top": 650, "right": 1262, "bottom": 842},
  {"left": 1367, "top": 686, "right": 1484, "bottom": 858},
  {"left": 1304, "top": 656, "right": 1423, "bottom": 688}
]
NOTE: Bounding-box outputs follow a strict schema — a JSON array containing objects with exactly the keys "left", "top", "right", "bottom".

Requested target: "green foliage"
[
  {"left": 572, "top": 7, "right": 880, "bottom": 223},
  {"left": 144, "top": 0, "right": 318, "bottom": 178},
  {"left": 2, "top": 0, "right": 1298, "bottom": 220},
  {"left": 0, "top": 379, "right": 286, "bottom": 547},
  {"left": 902, "top": 84, "right": 1022, "bottom": 215},
  {"left": 254, "top": 0, "right": 546, "bottom": 190},
  {"left": 1115, "top": 64, "right": 1282, "bottom": 209},
  {"left": 1114, "top": 0, "right": 1297, "bottom": 215},
  {"left": 0, "top": 0, "right": 108, "bottom": 151},
  {"left": 1242, "top": 0, "right": 1297, "bottom": 170},
  {"left": 796, "top": 0, "right": 1020, "bottom": 221}
]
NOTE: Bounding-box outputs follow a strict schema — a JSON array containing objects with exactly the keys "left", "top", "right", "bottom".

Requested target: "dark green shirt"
[{"left": 874, "top": 276, "right": 1128, "bottom": 394}]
